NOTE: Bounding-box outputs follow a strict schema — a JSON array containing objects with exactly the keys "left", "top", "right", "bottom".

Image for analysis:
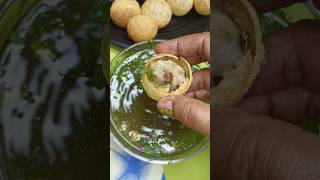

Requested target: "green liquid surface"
[
  {"left": 0, "top": 0, "right": 108, "bottom": 179},
  {"left": 110, "top": 47, "right": 205, "bottom": 159}
]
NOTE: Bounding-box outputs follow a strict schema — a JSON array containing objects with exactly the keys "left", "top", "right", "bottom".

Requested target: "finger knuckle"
[{"left": 179, "top": 100, "right": 198, "bottom": 127}]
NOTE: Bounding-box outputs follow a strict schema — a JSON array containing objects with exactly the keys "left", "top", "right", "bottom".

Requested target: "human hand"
[
  {"left": 155, "top": 32, "right": 211, "bottom": 136},
  {"left": 213, "top": 2, "right": 320, "bottom": 179}
]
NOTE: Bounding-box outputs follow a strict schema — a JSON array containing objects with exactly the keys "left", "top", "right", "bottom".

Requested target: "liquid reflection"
[
  {"left": 0, "top": 0, "right": 107, "bottom": 179},
  {"left": 110, "top": 47, "right": 204, "bottom": 158}
]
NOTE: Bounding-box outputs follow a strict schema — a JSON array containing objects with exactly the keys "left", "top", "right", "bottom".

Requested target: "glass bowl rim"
[{"left": 109, "top": 40, "right": 210, "bottom": 164}]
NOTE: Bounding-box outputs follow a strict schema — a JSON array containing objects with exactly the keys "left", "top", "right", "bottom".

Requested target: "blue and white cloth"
[{"left": 110, "top": 137, "right": 166, "bottom": 180}]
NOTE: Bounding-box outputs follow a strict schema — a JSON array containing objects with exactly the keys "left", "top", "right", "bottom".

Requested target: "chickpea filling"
[{"left": 146, "top": 59, "right": 186, "bottom": 92}]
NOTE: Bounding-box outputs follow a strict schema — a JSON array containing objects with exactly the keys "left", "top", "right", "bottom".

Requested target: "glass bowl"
[{"left": 104, "top": 40, "right": 209, "bottom": 164}]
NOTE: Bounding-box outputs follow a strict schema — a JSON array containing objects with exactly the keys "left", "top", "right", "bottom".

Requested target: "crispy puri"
[
  {"left": 194, "top": 0, "right": 210, "bottom": 16},
  {"left": 110, "top": 0, "right": 141, "bottom": 28},
  {"left": 141, "top": 0, "right": 172, "bottom": 29},
  {"left": 167, "top": 0, "right": 193, "bottom": 16},
  {"left": 127, "top": 15, "right": 158, "bottom": 42}
]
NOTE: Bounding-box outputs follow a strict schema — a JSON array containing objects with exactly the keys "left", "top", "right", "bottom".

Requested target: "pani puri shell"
[
  {"left": 167, "top": 0, "right": 193, "bottom": 16},
  {"left": 141, "top": 54, "right": 193, "bottom": 101},
  {"left": 127, "top": 15, "right": 158, "bottom": 42},
  {"left": 110, "top": 0, "right": 141, "bottom": 28},
  {"left": 141, "top": 0, "right": 172, "bottom": 29},
  {"left": 194, "top": 0, "right": 210, "bottom": 16},
  {"left": 212, "top": 0, "right": 265, "bottom": 107}
]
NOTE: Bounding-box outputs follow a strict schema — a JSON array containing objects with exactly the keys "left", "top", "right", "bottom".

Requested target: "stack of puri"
[{"left": 110, "top": 0, "right": 210, "bottom": 43}]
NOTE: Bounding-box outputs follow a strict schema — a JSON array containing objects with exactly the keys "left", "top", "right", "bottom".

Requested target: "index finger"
[
  {"left": 155, "top": 32, "right": 210, "bottom": 65},
  {"left": 248, "top": 20, "right": 320, "bottom": 96}
]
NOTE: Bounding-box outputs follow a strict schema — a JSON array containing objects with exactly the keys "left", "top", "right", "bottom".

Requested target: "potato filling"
[
  {"left": 147, "top": 59, "right": 186, "bottom": 92},
  {"left": 212, "top": 11, "right": 244, "bottom": 76}
]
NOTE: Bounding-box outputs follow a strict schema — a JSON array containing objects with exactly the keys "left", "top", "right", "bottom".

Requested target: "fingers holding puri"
[
  {"left": 188, "top": 69, "right": 211, "bottom": 92},
  {"left": 186, "top": 89, "right": 210, "bottom": 101},
  {"left": 185, "top": 69, "right": 210, "bottom": 101},
  {"left": 248, "top": 20, "right": 320, "bottom": 95},
  {"left": 212, "top": 106, "right": 320, "bottom": 180},
  {"left": 157, "top": 96, "right": 210, "bottom": 136},
  {"left": 155, "top": 32, "right": 210, "bottom": 65}
]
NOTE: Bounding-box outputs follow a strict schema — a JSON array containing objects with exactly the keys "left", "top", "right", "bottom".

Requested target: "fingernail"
[
  {"left": 155, "top": 44, "right": 162, "bottom": 53},
  {"left": 158, "top": 100, "right": 173, "bottom": 116}
]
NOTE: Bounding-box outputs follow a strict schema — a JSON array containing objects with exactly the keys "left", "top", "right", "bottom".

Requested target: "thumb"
[
  {"left": 212, "top": 107, "right": 320, "bottom": 180},
  {"left": 157, "top": 96, "right": 210, "bottom": 136}
]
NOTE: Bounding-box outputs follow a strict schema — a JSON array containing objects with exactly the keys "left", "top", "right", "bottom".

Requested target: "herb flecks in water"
[{"left": 111, "top": 47, "right": 205, "bottom": 159}]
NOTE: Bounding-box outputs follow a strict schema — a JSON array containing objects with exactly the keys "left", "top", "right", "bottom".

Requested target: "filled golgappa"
[
  {"left": 141, "top": 54, "right": 193, "bottom": 101},
  {"left": 212, "top": 0, "right": 265, "bottom": 107}
]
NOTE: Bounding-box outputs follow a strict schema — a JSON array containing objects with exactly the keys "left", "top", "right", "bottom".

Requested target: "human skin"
[
  {"left": 157, "top": 0, "right": 320, "bottom": 179},
  {"left": 214, "top": 0, "right": 320, "bottom": 179},
  {"left": 156, "top": 32, "right": 211, "bottom": 136}
]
